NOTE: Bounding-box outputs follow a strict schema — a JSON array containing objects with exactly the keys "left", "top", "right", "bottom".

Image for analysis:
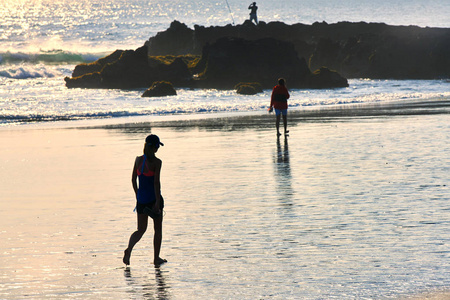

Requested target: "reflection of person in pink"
[{"left": 269, "top": 78, "right": 290, "bottom": 136}]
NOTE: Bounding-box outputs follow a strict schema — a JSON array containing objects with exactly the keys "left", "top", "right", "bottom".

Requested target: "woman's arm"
[
  {"left": 131, "top": 157, "right": 138, "bottom": 197},
  {"left": 270, "top": 87, "right": 276, "bottom": 108},
  {"left": 153, "top": 159, "right": 162, "bottom": 212}
]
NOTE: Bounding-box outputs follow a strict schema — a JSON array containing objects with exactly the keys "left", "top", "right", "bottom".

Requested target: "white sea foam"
[
  {"left": 0, "top": 76, "right": 448, "bottom": 125},
  {"left": 0, "top": 65, "right": 62, "bottom": 79}
]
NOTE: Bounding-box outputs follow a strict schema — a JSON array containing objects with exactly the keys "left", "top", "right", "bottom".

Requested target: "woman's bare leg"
[
  {"left": 282, "top": 114, "right": 288, "bottom": 134},
  {"left": 123, "top": 213, "right": 148, "bottom": 265},
  {"left": 276, "top": 114, "right": 281, "bottom": 136},
  {"left": 153, "top": 213, "right": 166, "bottom": 266}
]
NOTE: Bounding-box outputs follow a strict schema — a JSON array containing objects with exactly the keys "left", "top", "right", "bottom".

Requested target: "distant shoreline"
[
  {"left": 2, "top": 96, "right": 448, "bottom": 131},
  {"left": 83, "top": 96, "right": 450, "bottom": 131}
]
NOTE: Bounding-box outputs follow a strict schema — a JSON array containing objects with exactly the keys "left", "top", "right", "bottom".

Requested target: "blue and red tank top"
[{"left": 136, "top": 155, "right": 156, "bottom": 204}]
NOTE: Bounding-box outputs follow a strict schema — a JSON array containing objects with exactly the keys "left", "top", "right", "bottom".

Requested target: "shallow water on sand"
[{"left": 0, "top": 112, "right": 449, "bottom": 299}]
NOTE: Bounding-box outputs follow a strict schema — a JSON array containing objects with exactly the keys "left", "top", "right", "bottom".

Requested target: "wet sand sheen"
[{"left": 0, "top": 101, "right": 449, "bottom": 299}]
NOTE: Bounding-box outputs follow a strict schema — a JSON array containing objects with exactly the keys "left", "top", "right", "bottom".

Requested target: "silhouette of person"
[
  {"left": 123, "top": 134, "right": 167, "bottom": 267},
  {"left": 248, "top": 2, "right": 258, "bottom": 25},
  {"left": 269, "top": 78, "right": 290, "bottom": 136}
]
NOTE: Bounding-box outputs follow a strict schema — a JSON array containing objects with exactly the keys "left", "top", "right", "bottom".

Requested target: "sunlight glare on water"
[{"left": 1, "top": 0, "right": 449, "bottom": 53}]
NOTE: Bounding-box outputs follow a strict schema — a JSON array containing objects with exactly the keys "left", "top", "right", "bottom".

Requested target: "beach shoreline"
[
  {"left": 2, "top": 96, "right": 448, "bottom": 132},
  {"left": 1, "top": 97, "right": 449, "bottom": 299}
]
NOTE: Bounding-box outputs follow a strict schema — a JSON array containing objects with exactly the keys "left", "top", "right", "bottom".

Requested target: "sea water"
[
  {"left": 1, "top": 0, "right": 450, "bottom": 126},
  {"left": 1, "top": 74, "right": 449, "bottom": 125}
]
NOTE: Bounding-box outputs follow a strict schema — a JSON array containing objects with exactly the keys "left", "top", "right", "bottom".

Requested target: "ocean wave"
[
  {"left": 0, "top": 111, "right": 144, "bottom": 125},
  {"left": 0, "top": 65, "right": 64, "bottom": 79},
  {"left": 0, "top": 50, "right": 106, "bottom": 65},
  {"left": 1, "top": 78, "right": 448, "bottom": 125},
  {"left": 2, "top": 96, "right": 450, "bottom": 126},
  {"left": 0, "top": 106, "right": 243, "bottom": 125}
]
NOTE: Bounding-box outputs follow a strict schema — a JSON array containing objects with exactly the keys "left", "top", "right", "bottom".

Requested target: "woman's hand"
[{"left": 152, "top": 202, "right": 161, "bottom": 215}]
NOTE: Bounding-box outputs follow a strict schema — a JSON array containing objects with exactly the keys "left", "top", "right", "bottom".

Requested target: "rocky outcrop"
[
  {"left": 307, "top": 67, "right": 349, "bottom": 89},
  {"left": 193, "top": 37, "right": 313, "bottom": 89},
  {"left": 142, "top": 81, "right": 177, "bottom": 97},
  {"left": 146, "top": 21, "right": 196, "bottom": 56},
  {"left": 235, "top": 82, "right": 263, "bottom": 95},
  {"left": 65, "top": 45, "right": 192, "bottom": 89},
  {"left": 66, "top": 36, "right": 348, "bottom": 90},
  {"left": 145, "top": 20, "right": 450, "bottom": 79},
  {"left": 65, "top": 20, "right": 449, "bottom": 90},
  {"left": 71, "top": 50, "right": 124, "bottom": 78}
]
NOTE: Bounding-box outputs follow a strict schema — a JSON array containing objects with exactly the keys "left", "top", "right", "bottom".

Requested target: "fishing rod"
[{"left": 225, "top": 0, "right": 235, "bottom": 25}]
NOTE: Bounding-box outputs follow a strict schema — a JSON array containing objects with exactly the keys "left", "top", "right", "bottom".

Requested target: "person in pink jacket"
[{"left": 269, "top": 78, "right": 290, "bottom": 136}]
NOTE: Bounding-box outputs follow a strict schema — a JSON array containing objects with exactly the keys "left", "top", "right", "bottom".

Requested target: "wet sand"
[{"left": 0, "top": 99, "right": 449, "bottom": 299}]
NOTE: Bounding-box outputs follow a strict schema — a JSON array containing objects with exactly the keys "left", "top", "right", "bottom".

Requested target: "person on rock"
[{"left": 248, "top": 2, "right": 258, "bottom": 25}]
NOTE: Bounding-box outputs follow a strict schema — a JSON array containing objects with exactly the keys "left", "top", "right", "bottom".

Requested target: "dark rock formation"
[
  {"left": 65, "top": 36, "right": 348, "bottom": 90},
  {"left": 99, "top": 45, "right": 151, "bottom": 89},
  {"left": 65, "top": 45, "right": 192, "bottom": 89},
  {"left": 71, "top": 50, "right": 124, "bottom": 78},
  {"left": 145, "top": 20, "right": 450, "bottom": 79},
  {"left": 64, "top": 72, "right": 103, "bottom": 89},
  {"left": 142, "top": 81, "right": 177, "bottom": 97},
  {"left": 66, "top": 20, "right": 449, "bottom": 90},
  {"left": 194, "top": 37, "right": 312, "bottom": 89},
  {"left": 146, "top": 21, "right": 196, "bottom": 56},
  {"left": 307, "top": 67, "right": 349, "bottom": 89},
  {"left": 235, "top": 82, "right": 263, "bottom": 95}
]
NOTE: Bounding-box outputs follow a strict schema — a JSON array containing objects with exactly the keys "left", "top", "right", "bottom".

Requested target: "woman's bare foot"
[
  {"left": 123, "top": 249, "right": 131, "bottom": 265},
  {"left": 154, "top": 257, "right": 167, "bottom": 266}
]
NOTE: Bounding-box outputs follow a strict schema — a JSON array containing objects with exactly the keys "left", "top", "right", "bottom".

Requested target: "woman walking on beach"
[
  {"left": 123, "top": 134, "right": 167, "bottom": 266},
  {"left": 269, "top": 78, "right": 290, "bottom": 136}
]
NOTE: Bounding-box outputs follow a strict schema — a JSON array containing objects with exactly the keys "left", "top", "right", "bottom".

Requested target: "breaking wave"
[
  {"left": 0, "top": 50, "right": 106, "bottom": 65},
  {"left": 0, "top": 50, "right": 108, "bottom": 79},
  {"left": 0, "top": 65, "right": 65, "bottom": 79}
]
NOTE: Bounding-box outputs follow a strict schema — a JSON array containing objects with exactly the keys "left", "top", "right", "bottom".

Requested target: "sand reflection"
[
  {"left": 273, "top": 136, "right": 294, "bottom": 208},
  {"left": 124, "top": 266, "right": 170, "bottom": 299}
]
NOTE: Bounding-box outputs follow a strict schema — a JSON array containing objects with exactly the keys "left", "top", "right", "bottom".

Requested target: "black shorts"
[{"left": 136, "top": 196, "right": 164, "bottom": 214}]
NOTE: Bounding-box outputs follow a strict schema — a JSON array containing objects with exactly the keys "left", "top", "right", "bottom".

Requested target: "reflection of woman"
[
  {"left": 123, "top": 134, "right": 167, "bottom": 266},
  {"left": 124, "top": 266, "right": 170, "bottom": 299}
]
